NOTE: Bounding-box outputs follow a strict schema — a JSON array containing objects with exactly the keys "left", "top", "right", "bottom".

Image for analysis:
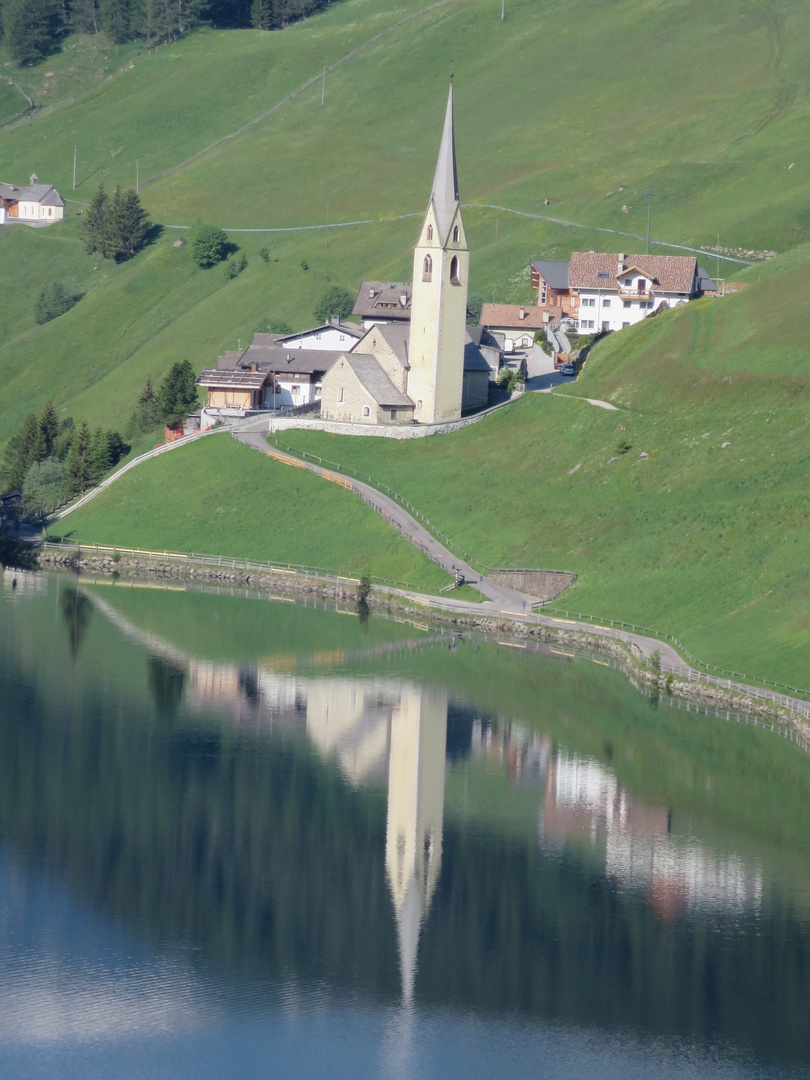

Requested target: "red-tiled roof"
[
  {"left": 479, "top": 304, "right": 545, "bottom": 329},
  {"left": 569, "top": 252, "right": 696, "bottom": 293}
]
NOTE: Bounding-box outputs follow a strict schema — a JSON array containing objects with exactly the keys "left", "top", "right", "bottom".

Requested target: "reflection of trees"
[
  {"left": 147, "top": 655, "right": 186, "bottom": 720},
  {"left": 0, "top": 658, "right": 809, "bottom": 1070},
  {"left": 60, "top": 586, "right": 93, "bottom": 659}
]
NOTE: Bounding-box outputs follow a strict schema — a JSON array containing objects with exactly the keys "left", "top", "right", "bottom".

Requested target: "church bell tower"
[{"left": 407, "top": 83, "right": 469, "bottom": 425}]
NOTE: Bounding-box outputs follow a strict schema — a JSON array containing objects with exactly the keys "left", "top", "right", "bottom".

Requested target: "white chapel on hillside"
[{"left": 319, "top": 84, "right": 481, "bottom": 426}]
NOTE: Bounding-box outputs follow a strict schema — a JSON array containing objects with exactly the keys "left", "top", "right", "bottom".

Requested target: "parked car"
[{"left": 561, "top": 363, "right": 576, "bottom": 376}]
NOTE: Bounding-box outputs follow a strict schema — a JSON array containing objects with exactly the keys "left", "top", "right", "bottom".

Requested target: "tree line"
[
  {"left": 0, "top": 0, "right": 341, "bottom": 65},
  {"left": 0, "top": 363, "right": 200, "bottom": 525},
  {"left": 1, "top": 402, "right": 129, "bottom": 522}
]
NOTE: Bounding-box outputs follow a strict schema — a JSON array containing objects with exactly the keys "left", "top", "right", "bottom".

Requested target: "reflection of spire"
[{"left": 385, "top": 685, "right": 448, "bottom": 1004}]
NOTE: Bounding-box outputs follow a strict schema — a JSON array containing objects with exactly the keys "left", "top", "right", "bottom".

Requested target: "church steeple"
[
  {"left": 406, "top": 84, "right": 469, "bottom": 425},
  {"left": 429, "top": 83, "right": 459, "bottom": 243}
]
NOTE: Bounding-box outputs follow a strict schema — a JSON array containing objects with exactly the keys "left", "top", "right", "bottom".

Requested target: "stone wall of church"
[{"left": 320, "top": 359, "right": 377, "bottom": 424}]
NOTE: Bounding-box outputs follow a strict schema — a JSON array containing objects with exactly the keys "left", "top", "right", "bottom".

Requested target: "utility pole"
[
  {"left": 716, "top": 232, "right": 721, "bottom": 284},
  {"left": 321, "top": 66, "right": 326, "bottom": 106},
  {"left": 136, "top": 158, "right": 139, "bottom": 193},
  {"left": 645, "top": 190, "right": 655, "bottom": 253},
  {"left": 501, "top": 0, "right": 504, "bottom": 20},
  {"left": 73, "top": 145, "right": 77, "bottom": 191}
]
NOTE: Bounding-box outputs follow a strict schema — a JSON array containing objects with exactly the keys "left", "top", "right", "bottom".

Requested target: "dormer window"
[
  {"left": 427, "top": 224, "right": 433, "bottom": 242},
  {"left": 453, "top": 225, "right": 459, "bottom": 243},
  {"left": 450, "top": 255, "right": 460, "bottom": 286},
  {"left": 423, "top": 254, "right": 432, "bottom": 282}
]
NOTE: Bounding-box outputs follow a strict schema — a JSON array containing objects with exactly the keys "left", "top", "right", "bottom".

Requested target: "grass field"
[
  {"left": 276, "top": 248, "right": 810, "bottom": 688},
  {"left": 48, "top": 435, "right": 457, "bottom": 592}
]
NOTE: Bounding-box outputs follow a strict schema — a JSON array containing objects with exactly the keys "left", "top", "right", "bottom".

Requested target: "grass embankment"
[
  {"left": 48, "top": 435, "right": 456, "bottom": 592},
  {"left": 279, "top": 250, "right": 810, "bottom": 688},
  {"left": 3, "top": 0, "right": 810, "bottom": 447}
]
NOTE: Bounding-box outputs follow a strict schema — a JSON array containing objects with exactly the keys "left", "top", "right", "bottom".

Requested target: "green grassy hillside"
[
  {"left": 48, "top": 434, "right": 455, "bottom": 591},
  {"left": 3, "top": 0, "right": 810, "bottom": 446},
  {"left": 279, "top": 246, "right": 810, "bottom": 687}
]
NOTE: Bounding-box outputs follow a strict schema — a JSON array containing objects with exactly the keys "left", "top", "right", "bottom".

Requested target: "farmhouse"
[
  {"left": 0, "top": 174, "right": 65, "bottom": 225},
  {"left": 530, "top": 252, "right": 715, "bottom": 332}
]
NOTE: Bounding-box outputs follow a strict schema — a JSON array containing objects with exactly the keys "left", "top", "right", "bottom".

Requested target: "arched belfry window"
[
  {"left": 427, "top": 224, "right": 433, "bottom": 242},
  {"left": 423, "top": 254, "right": 432, "bottom": 282},
  {"left": 450, "top": 255, "right": 460, "bottom": 285},
  {"left": 453, "top": 225, "right": 459, "bottom": 243}
]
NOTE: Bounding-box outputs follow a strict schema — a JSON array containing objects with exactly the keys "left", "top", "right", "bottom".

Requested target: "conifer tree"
[
  {"left": 90, "top": 426, "right": 112, "bottom": 482},
  {"left": 127, "top": 376, "right": 159, "bottom": 436},
  {"left": 2, "top": 0, "right": 62, "bottom": 65},
  {"left": 83, "top": 183, "right": 109, "bottom": 256},
  {"left": 3, "top": 414, "right": 47, "bottom": 490},
  {"left": 111, "top": 188, "right": 151, "bottom": 261},
  {"left": 159, "top": 360, "right": 199, "bottom": 427},
  {"left": 39, "top": 401, "right": 59, "bottom": 458},
  {"left": 66, "top": 421, "right": 94, "bottom": 495}
]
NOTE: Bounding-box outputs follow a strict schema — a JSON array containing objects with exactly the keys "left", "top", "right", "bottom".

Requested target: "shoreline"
[{"left": 27, "top": 545, "right": 810, "bottom": 744}]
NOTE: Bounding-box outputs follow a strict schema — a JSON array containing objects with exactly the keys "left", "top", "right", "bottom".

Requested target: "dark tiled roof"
[
  {"left": 355, "top": 322, "right": 410, "bottom": 368},
  {"left": 463, "top": 343, "right": 491, "bottom": 371},
  {"left": 240, "top": 340, "right": 344, "bottom": 375},
  {"left": 696, "top": 266, "right": 717, "bottom": 291},
  {"left": 353, "top": 282, "right": 412, "bottom": 319},
  {"left": 531, "top": 260, "right": 570, "bottom": 289},
  {"left": 569, "top": 252, "right": 697, "bottom": 293},
  {"left": 343, "top": 355, "right": 414, "bottom": 407}
]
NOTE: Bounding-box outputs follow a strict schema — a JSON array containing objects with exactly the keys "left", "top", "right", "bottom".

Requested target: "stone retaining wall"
[
  {"left": 269, "top": 393, "right": 522, "bottom": 440},
  {"left": 488, "top": 569, "right": 575, "bottom": 601}
]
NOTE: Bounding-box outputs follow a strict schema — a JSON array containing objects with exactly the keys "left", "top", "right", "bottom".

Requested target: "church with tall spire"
[
  {"left": 406, "top": 82, "right": 470, "bottom": 424},
  {"left": 319, "top": 85, "right": 494, "bottom": 427}
]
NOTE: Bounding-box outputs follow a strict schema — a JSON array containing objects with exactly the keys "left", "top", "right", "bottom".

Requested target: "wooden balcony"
[{"left": 617, "top": 287, "right": 652, "bottom": 301}]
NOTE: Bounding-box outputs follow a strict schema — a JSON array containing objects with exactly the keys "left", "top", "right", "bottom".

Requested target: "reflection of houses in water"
[
  {"left": 467, "top": 712, "right": 551, "bottom": 786},
  {"left": 540, "top": 751, "right": 762, "bottom": 917}
]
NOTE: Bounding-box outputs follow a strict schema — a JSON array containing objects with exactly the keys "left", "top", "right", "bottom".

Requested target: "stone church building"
[{"left": 320, "top": 85, "right": 491, "bottom": 426}]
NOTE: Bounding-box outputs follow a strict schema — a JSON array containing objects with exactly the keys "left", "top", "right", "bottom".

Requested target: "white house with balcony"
[{"left": 568, "top": 252, "right": 711, "bottom": 332}]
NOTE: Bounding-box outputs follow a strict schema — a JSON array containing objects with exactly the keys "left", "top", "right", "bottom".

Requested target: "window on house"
[
  {"left": 450, "top": 255, "right": 460, "bottom": 285},
  {"left": 362, "top": 405, "right": 370, "bottom": 417},
  {"left": 602, "top": 298, "right": 611, "bottom": 307},
  {"left": 602, "top": 321, "right": 610, "bottom": 332},
  {"left": 390, "top": 410, "right": 396, "bottom": 420},
  {"left": 623, "top": 300, "right": 631, "bottom": 309},
  {"left": 622, "top": 321, "right": 630, "bottom": 328},
  {"left": 453, "top": 225, "right": 459, "bottom": 243},
  {"left": 541, "top": 283, "right": 547, "bottom": 303},
  {"left": 423, "top": 254, "right": 432, "bottom": 282},
  {"left": 338, "top": 387, "right": 344, "bottom": 402},
  {"left": 427, "top": 225, "right": 433, "bottom": 241},
  {"left": 637, "top": 278, "right": 645, "bottom": 290}
]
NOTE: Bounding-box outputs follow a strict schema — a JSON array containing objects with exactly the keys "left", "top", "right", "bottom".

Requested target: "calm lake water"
[{"left": 1, "top": 569, "right": 810, "bottom": 1079}]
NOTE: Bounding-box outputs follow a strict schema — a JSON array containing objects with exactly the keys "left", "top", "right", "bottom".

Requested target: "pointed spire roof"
[{"left": 428, "top": 83, "right": 459, "bottom": 241}]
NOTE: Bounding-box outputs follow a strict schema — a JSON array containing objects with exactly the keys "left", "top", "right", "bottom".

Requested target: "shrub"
[
  {"left": 34, "top": 282, "right": 79, "bottom": 324},
  {"left": 259, "top": 248, "right": 270, "bottom": 263},
  {"left": 189, "top": 223, "right": 228, "bottom": 268},
  {"left": 225, "top": 252, "right": 247, "bottom": 279},
  {"left": 314, "top": 285, "right": 354, "bottom": 324}
]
